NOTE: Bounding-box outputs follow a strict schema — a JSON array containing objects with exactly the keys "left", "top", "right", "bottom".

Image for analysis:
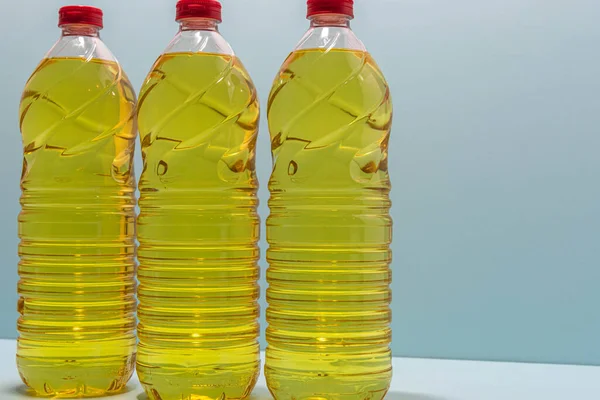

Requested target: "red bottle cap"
[
  {"left": 176, "top": 0, "right": 222, "bottom": 23},
  {"left": 307, "top": 0, "right": 354, "bottom": 19},
  {"left": 58, "top": 5, "right": 103, "bottom": 28}
]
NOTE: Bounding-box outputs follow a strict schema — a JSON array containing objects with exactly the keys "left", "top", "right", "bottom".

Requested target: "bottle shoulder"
[
  {"left": 139, "top": 29, "right": 257, "bottom": 100},
  {"left": 22, "top": 34, "right": 133, "bottom": 97},
  {"left": 163, "top": 30, "right": 235, "bottom": 56},
  {"left": 46, "top": 35, "right": 118, "bottom": 62},
  {"left": 270, "top": 25, "right": 389, "bottom": 90},
  {"left": 146, "top": 29, "right": 257, "bottom": 87},
  {"left": 295, "top": 26, "right": 367, "bottom": 53}
]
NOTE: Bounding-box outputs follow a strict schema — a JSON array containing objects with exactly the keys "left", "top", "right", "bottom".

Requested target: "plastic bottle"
[
  {"left": 265, "top": 1, "right": 393, "bottom": 399},
  {"left": 17, "top": 6, "right": 137, "bottom": 398},
  {"left": 136, "top": 1, "right": 260, "bottom": 399}
]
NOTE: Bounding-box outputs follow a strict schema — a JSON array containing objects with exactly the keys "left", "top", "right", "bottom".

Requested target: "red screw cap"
[
  {"left": 307, "top": 0, "right": 354, "bottom": 19},
  {"left": 58, "top": 5, "right": 103, "bottom": 28},
  {"left": 176, "top": 0, "right": 222, "bottom": 23}
]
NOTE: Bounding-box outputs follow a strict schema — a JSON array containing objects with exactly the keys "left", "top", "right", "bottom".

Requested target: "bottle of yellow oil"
[
  {"left": 136, "top": 1, "right": 260, "bottom": 399},
  {"left": 17, "top": 6, "right": 137, "bottom": 398},
  {"left": 265, "top": 1, "right": 393, "bottom": 399}
]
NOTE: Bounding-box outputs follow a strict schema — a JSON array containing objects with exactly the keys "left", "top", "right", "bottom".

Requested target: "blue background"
[{"left": 1, "top": 0, "right": 599, "bottom": 365}]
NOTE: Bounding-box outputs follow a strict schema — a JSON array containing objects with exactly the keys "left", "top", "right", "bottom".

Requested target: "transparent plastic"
[
  {"left": 136, "top": 18, "right": 260, "bottom": 400},
  {"left": 266, "top": 14, "right": 393, "bottom": 400},
  {"left": 17, "top": 24, "right": 137, "bottom": 397}
]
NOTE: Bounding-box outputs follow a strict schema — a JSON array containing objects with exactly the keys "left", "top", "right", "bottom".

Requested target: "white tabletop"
[{"left": 1, "top": 339, "right": 599, "bottom": 399}]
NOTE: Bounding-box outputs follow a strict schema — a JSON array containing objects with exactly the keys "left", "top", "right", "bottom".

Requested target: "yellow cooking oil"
[
  {"left": 136, "top": 52, "right": 260, "bottom": 400},
  {"left": 266, "top": 48, "right": 393, "bottom": 400},
  {"left": 17, "top": 57, "right": 137, "bottom": 397}
]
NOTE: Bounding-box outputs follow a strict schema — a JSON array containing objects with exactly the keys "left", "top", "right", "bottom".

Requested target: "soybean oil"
[
  {"left": 266, "top": 48, "right": 393, "bottom": 400},
  {"left": 18, "top": 57, "right": 137, "bottom": 397},
  {"left": 136, "top": 52, "right": 260, "bottom": 400}
]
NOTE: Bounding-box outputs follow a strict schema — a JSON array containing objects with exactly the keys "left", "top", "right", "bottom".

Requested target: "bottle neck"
[
  {"left": 61, "top": 24, "right": 100, "bottom": 37},
  {"left": 179, "top": 18, "right": 219, "bottom": 32},
  {"left": 309, "top": 14, "right": 351, "bottom": 28}
]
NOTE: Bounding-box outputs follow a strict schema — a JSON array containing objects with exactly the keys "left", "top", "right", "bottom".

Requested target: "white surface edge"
[{"left": 1, "top": 339, "right": 599, "bottom": 399}]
